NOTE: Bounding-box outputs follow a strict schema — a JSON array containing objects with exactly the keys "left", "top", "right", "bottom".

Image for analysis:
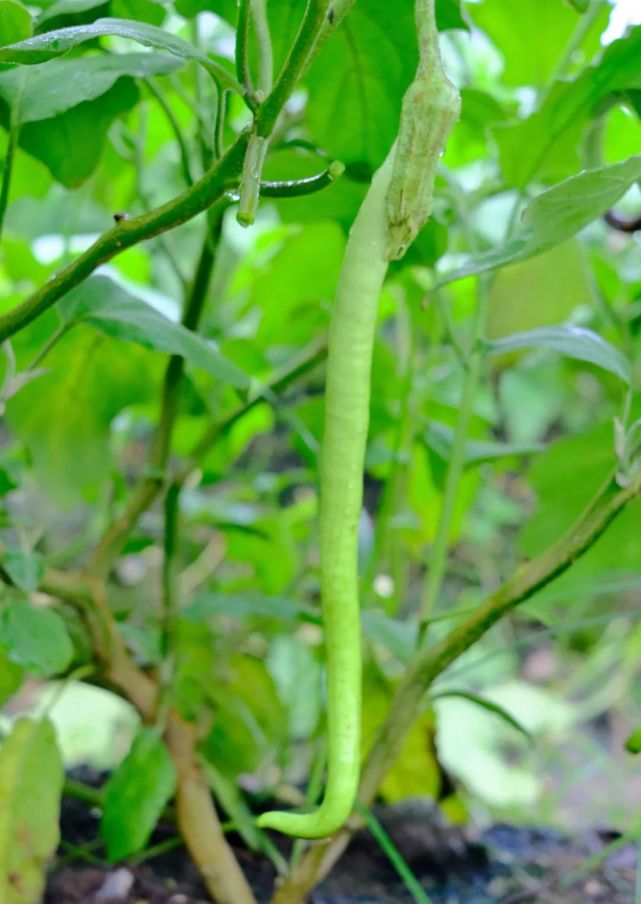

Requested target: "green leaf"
[
  {"left": 0, "top": 54, "right": 180, "bottom": 186},
  {"left": 0, "top": 600, "right": 73, "bottom": 676},
  {"left": 486, "top": 242, "right": 594, "bottom": 340},
  {"left": 0, "top": 718, "right": 64, "bottom": 904},
  {"left": 202, "top": 760, "right": 263, "bottom": 852},
  {"left": 34, "top": 0, "right": 110, "bottom": 30},
  {"left": 624, "top": 724, "right": 641, "bottom": 754},
  {"left": 1, "top": 548, "right": 44, "bottom": 591},
  {"left": 61, "top": 275, "right": 249, "bottom": 389},
  {"left": 0, "top": 52, "right": 182, "bottom": 125},
  {"left": 567, "top": 0, "right": 590, "bottom": 11},
  {"left": 497, "top": 25, "right": 641, "bottom": 186},
  {"left": 182, "top": 592, "right": 319, "bottom": 624},
  {"left": 175, "top": 0, "right": 235, "bottom": 19},
  {"left": 468, "top": 0, "right": 604, "bottom": 88},
  {"left": 101, "top": 727, "right": 176, "bottom": 861},
  {"left": 484, "top": 326, "right": 631, "bottom": 384},
  {"left": 438, "top": 155, "right": 641, "bottom": 285},
  {"left": 0, "top": 17, "right": 240, "bottom": 90},
  {"left": 0, "top": 650, "right": 23, "bottom": 707},
  {"left": 112, "top": 0, "right": 166, "bottom": 25},
  {"left": 425, "top": 421, "right": 544, "bottom": 466},
  {"left": 305, "top": 0, "right": 418, "bottom": 168},
  {"left": 436, "top": 0, "right": 468, "bottom": 31},
  {"left": 36, "top": 0, "right": 166, "bottom": 28},
  {"left": 361, "top": 610, "right": 416, "bottom": 662},
  {"left": 0, "top": 0, "right": 32, "bottom": 44},
  {"left": 5, "top": 328, "right": 153, "bottom": 504},
  {"left": 13, "top": 80, "right": 139, "bottom": 186},
  {"left": 523, "top": 154, "right": 641, "bottom": 248},
  {"left": 431, "top": 689, "right": 532, "bottom": 740}
]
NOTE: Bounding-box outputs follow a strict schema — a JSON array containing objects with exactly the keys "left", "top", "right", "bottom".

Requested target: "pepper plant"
[{"left": 0, "top": 1, "right": 640, "bottom": 903}]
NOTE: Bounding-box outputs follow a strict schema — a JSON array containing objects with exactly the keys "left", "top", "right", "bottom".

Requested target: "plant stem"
[
  {"left": 236, "top": 0, "right": 255, "bottom": 99},
  {"left": 165, "top": 714, "right": 257, "bottom": 904},
  {"left": 145, "top": 79, "right": 194, "bottom": 187},
  {"left": 179, "top": 336, "right": 327, "bottom": 479},
  {"left": 0, "top": 123, "right": 18, "bottom": 243},
  {"left": 0, "top": 138, "right": 245, "bottom": 344},
  {"left": 256, "top": 0, "right": 355, "bottom": 138},
  {"left": 0, "top": 3, "right": 353, "bottom": 344},
  {"left": 88, "top": 228, "right": 218, "bottom": 576},
  {"left": 252, "top": 0, "right": 274, "bottom": 96},
  {"left": 269, "top": 468, "right": 641, "bottom": 904},
  {"left": 355, "top": 803, "right": 434, "bottom": 904},
  {"left": 418, "top": 270, "right": 489, "bottom": 634},
  {"left": 161, "top": 481, "right": 181, "bottom": 662},
  {"left": 89, "top": 337, "right": 326, "bottom": 577},
  {"left": 539, "top": 0, "right": 607, "bottom": 106}
]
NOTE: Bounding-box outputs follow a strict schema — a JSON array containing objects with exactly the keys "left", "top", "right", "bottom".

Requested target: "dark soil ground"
[{"left": 45, "top": 773, "right": 637, "bottom": 904}]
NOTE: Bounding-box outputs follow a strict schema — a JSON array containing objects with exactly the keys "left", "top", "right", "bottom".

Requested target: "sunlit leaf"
[
  {"left": 0, "top": 0, "right": 31, "bottom": 44},
  {"left": 61, "top": 275, "right": 250, "bottom": 389},
  {"left": 0, "top": 17, "right": 239, "bottom": 89}
]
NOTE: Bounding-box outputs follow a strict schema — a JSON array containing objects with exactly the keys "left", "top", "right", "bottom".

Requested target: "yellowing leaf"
[{"left": 0, "top": 718, "right": 64, "bottom": 904}]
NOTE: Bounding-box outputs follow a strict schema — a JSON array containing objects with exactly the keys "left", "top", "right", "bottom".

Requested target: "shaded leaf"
[
  {"left": 5, "top": 328, "right": 153, "bottom": 504},
  {"left": 361, "top": 610, "right": 416, "bottom": 663},
  {"left": 484, "top": 326, "right": 630, "bottom": 384},
  {"left": 0, "top": 718, "right": 64, "bottom": 904},
  {"left": 425, "top": 421, "right": 544, "bottom": 466},
  {"left": 1, "top": 548, "right": 44, "bottom": 591},
  {"left": 0, "top": 17, "right": 239, "bottom": 89},
  {"left": 431, "top": 689, "right": 532, "bottom": 740},
  {"left": 34, "top": 0, "right": 113, "bottom": 30},
  {"left": 436, "top": 0, "right": 468, "bottom": 31},
  {"left": 0, "top": 600, "right": 73, "bottom": 676},
  {"left": 61, "top": 275, "right": 249, "bottom": 389},
  {"left": 101, "top": 727, "right": 176, "bottom": 861},
  {"left": 14, "top": 80, "right": 139, "bottom": 185},
  {"left": 486, "top": 242, "right": 594, "bottom": 340},
  {"left": 182, "top": 592, "right": 319, "bottom": 624},
  {"left": 305, "top": 0, "right": 417, "bottom": 168}
]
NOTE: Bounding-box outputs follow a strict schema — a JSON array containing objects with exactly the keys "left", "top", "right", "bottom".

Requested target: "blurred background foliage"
[{"left": 0, "top": 0, "right": 641, "bottom": 845}]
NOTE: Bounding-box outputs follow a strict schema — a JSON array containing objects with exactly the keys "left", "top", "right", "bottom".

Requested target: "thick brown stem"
[{"left": 165, "top": 714, "right": 258, "bottom": 904}]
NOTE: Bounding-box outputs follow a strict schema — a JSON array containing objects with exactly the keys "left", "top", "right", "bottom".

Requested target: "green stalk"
[
  {"left": 356, "top": 803, "right": 434, "bottom": 904},
  {"left": 417, "top": 281, "right": 488, "bottom": 635},
  {"left": 89, "top": 227, "right": 219, "bottom": 577},
  {"left": 256, "top": 0, "right": 355, "bottom": 138},
  {"left": 252, "top": 0, "right": 274, "bottom": 96},
  {"left": 0, "top": 138, "right": 246, "bottom": 344},
  {"left": 236, "top": 0, "right": 255, "bottom": 99},
  {"left": 145, "top": 79, "right": 194, "bottom": 186},
  {"left": 0, "top": 123, "right": 18, "bottom": 243}
]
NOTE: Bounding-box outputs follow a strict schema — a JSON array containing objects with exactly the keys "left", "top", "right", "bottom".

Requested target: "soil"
[{"left": 45, "top": 773, "right": 637, "bottom": 904}]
